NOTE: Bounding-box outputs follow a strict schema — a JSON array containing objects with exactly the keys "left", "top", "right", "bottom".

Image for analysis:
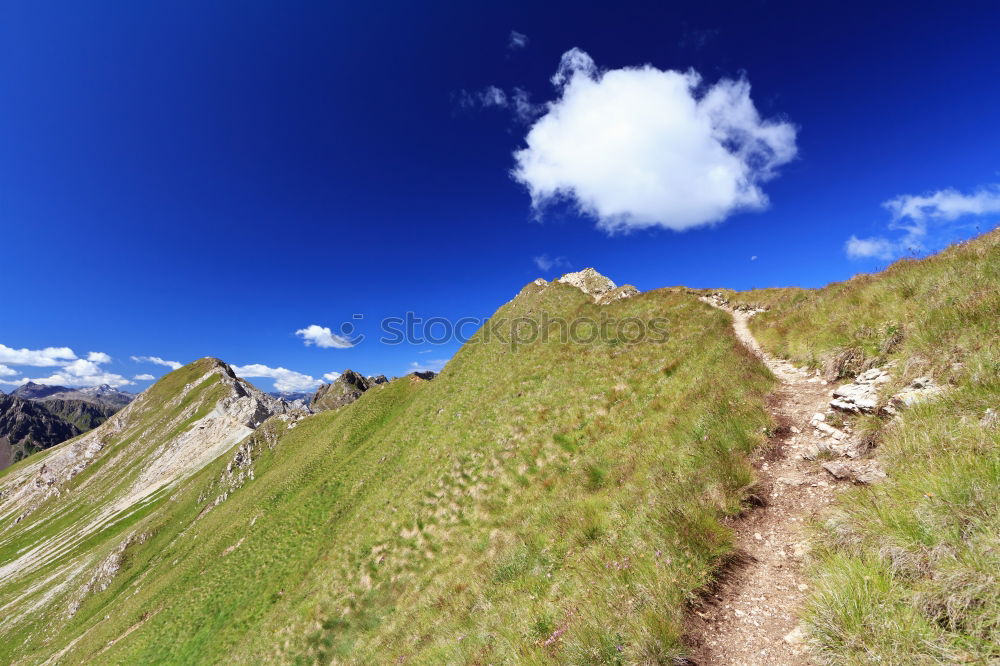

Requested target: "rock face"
[
  {"left": 34, "top": 398, "right": 119, "bottom": 431},
  {"left": 0, "top": 395, "right": 82, "bottom": 469},
  {"left": 831, "top": 367, "right": 892, "bottom": 413},
  {"left": 311, "top": 370, "right": 372, "bottom": 412},
  {"left": 554, "top": 268, "right": 640, "bottom": 304}
]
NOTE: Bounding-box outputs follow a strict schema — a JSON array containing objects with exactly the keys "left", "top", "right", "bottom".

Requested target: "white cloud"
[
  {"left": 512, "top": 48, "right": 797, "bottom": 233},
  {"left": 0, "top": 345, "right": 131, "bottom": 387},
  {"left": 17, "top": 369, "right": 133, "bottom": 388},
  {"left": 230, "top": 363, "right": 324, "bottom": 392},
  {"left": 845, "top": 235, "right": 899, "bottom": 260},
  {"left": 533, "top": 254, "right": 571, "bottom": 272},
  {"left": 456, "top": 86, "right": 543, "bottom": 122},
  {"left": 295, "top": 324, "right": 354, "bottom": 349},
  {"left": 408, "top": 359, "right": 449, "bottom": 374},
  {"left": 131, "top": 355, "right": 183, "bottom": 370},
  {"left": 134, "top": 373, "right": 156, "bottom": 381},
  {"left": 508, "top": 30, "right": 528, "bottom": 50},
  {"left": 0, "top": 343, "right": 77, "bottom": 367},
  {"left": 884, "top": 185, "right": 1000, "bottom": 222},
  {"left": 0, "top": 364, "right": 17, "bottom": 377},
  {"left": 750, "top": 255, "right": 758, "bottom": 261},
  {"left": 323, "top": 371, "right": 341, "bottom": 382},
  {"left": 845, "top": 183, "right": 1000, "bottom": 261}
]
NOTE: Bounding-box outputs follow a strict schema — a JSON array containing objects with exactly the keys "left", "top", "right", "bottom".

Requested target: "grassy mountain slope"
[
  {"left": 0, "top": 359, "right": 288, "bottom": 663},
  {"left": 1, "top": 281, "right": 775, "bottom": 664},
  {"left": 728, "top": 230, "right": 1000, "bottom": 663}
]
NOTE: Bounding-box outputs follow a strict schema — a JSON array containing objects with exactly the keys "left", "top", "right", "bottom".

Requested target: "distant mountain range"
[{"left": 0, "top": 382, "right": 135, "bottom": 469}]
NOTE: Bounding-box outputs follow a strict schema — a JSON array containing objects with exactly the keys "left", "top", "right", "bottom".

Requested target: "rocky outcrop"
[
  {"left": 703, "top": 291, "right": 766, "bottom": 314},
  {"left": 884, "top": 377, "right": 943, "bottom": 415},
  {"left": 551, "top": 268, "right": 640, "bottom": 304},
  {"left": 830, "top": 367, "right": 892, "bottom": 413},
  {"left": 311, "top": 370, "right": 372, "bottom": 412},
  {"left": 831, "top": 366, "right": 944, "bottom": 416},
  {"left": 821, "top": 459, "right": 887, "bottom": 485}
]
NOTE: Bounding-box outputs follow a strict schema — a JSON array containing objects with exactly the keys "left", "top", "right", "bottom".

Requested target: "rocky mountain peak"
[
  {"left": 311, "top": 369, "right": 371, "bottom": 412},
  {"left": 554, "top": 268, "right": 640, "bottom": 305}
]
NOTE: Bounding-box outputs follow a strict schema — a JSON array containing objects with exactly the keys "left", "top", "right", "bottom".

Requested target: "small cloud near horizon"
[
  {"left": 134, "top": 373, "right": 155, "bottom": 381},
  {"left": 296, "top": 324, "right": 355, "bottom": 349},
  {"left": 408, "top": 359, "right": 449, "bottom": 374},
  {"left": 131, "top": 355, "right": 183, "bottom": 370},
  {"left": 845, "top": 183, "right": 1000, "bottom": 260},
  {"left": 533, "top": 254, "right": 571, "bottom": 272}
]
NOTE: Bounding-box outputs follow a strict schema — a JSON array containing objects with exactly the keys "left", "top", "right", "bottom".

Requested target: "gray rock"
[
  {"left": 556, "top": 268, "right": 639, "bottom": 304},
  {"left": 885, "top": 376, "right": 943, "bottom": 414},
  {"left": 822, "top": 460, "right": 886, "bottom": 484}
]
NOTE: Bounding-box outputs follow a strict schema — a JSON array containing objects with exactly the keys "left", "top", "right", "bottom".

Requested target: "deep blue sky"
[{"left": 2, "top": 1, "right": 999, "bottom": 390}]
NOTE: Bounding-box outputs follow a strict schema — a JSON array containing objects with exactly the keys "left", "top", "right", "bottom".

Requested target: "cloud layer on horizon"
[
  {"left": 0, "top": 343, "right": 132, "bottom": 387},
  {"left": 512, "top": 48, "right": 798, "bottom": 234}
]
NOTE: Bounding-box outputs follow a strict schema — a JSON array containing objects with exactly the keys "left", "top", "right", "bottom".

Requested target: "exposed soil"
[{"left": 687, "top": 300, "right": 847, "bottom": 665}]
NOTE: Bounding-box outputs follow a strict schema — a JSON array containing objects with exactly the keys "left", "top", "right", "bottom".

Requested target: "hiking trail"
[{"left": 689, "top": 296, "right": 848, "bottom": 665}]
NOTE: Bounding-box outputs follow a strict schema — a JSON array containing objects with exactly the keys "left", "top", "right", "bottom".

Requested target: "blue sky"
[{"left": 2, "top": 1, "right": 999, "bottom": 392}]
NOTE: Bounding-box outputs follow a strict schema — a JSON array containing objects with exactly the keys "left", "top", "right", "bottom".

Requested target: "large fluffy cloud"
[
  {"left": 295, "top": 324, "right": 354, "bottom": 349},
  {"left": 230, "top": 363, "right": 324, "bottom": 392},
  {"left": 131, "top": 355, "right": 183, "bottom": 370},
  {"left": 846, "top": 183, "right": 1000, "bottom": 260},
  {"left": 512, "top": 49, "right": 797, "bottom": 233}
]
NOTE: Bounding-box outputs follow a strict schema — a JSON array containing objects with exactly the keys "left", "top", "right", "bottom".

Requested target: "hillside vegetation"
[
  {"left": 0, "top": 281, "right": 774, "bottom": 664},
  {"left": 729, "top": 230, "right": 1000, "bottom": 663}
]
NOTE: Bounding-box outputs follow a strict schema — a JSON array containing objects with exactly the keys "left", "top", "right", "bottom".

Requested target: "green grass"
[
  {"left": 722, "top": 229, "right": 1000, "bottom": 663},
  {"left": 0, "top": 282, "right": 775, "bottom": 664}
]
